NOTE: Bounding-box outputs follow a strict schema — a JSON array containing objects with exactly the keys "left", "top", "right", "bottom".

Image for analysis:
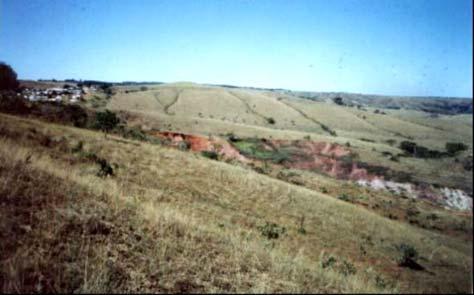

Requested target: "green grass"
[{"left": 232, "top": 138, "right": 291, "bottom": 163}]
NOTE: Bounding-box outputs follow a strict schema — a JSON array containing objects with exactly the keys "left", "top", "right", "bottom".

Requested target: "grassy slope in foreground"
[{"left": 0, "top": 113, "right": 472, "bottom": 293}]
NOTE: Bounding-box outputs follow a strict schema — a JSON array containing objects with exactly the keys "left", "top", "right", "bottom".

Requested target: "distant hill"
[{"left": 288, "top": 91, "right": 473, "bottom": 115}]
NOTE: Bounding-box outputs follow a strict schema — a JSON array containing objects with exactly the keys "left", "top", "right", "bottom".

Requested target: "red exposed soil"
[
  {"left": 148, "top": 131, "right": 377, "bottom": 181},
  {"left": 149, "top": 131, "right": 249, "bottom": 163},
  {"left": 272, "top": 139, "right": 373, "bottom": 180}
]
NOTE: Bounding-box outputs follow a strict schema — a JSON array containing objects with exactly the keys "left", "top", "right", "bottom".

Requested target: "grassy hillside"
[
  {"left": 106, "top": 83, "right": 473, "bottom": 192},
  {"left": 0, "top": 113, "right": 472, "bottom": 293}
]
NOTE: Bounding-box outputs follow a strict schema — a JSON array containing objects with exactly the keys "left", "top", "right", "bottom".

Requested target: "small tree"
[
  {"left": 445, "top": 142, "right": 468, "bottom": 155},
  {"left": 95, "top": 110, "right": 119, "bottom": 136},
  {"left": 0, "top": 62, "right": 19, "bottom": 91},
  {"left": 266, "top": 117, "right": 276, "bottom": 124},
  {"left": 333, "top": 96, "right": 344, "bottom": 106}
]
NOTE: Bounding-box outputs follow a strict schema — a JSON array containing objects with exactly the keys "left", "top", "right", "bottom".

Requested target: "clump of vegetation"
[
  {"left": 297, "top": 216, "right": 306, "bottom": 235},
  {"left": 122, "top": 127, "right": 148, "bottom": 141},
  {"left": 356, "top": 161, "right": 413, "bottom": 183},
  {"left": 231, "top": 138, "right": 291, "bottom": 164},
  {"left": 340, "top": 260, "right": 357, "bottom": 276},
  {"left": 226, "top": 132, "right": 240, "bottom": 142},
  {"left": 332, "top": 96, "right": 344, "bottom": 106},
  {"left": 201, "top": 150, "right": 219, "bottom": 160},
  {"left": 0, "top": 62, "right": 19, "bottom": 91},
  {"left": 96, "top": 158, "right": 114, "bottom": 177},
  {"left": 445, "top": 142, "right": 468, "bottom": 155},
  {"left": 94, "top": 110, "right": 120, "bottom": 135},
  {"left": 178, "top": 140, "right": 191, "bottom": 151},
  {"left": 337, "top": 194, "right": 352, "bottom": 202},
  {"left": 71, "top": 140, "right": 84, "bottom": 153},
  {"left": 257, "top": 222, "right": 286, "bottom": 240},
  {"left": 320, "top": 254, "right": 356, "bottom": 276},
  {"left": 386, "top": 139, "right": 397, "bottom": 146},
  {"left": 321, "top": 255, "right": 337, "bottom": 269},
  {"left": 321, "top": 124, "right": 337, "bottom": 136},
  {"left": 462, "top": 156, "right": 472, "bottom": 171},
  {"left": 266, "top": 117, "right": 276, "bottom": 124},
  {"left": 399, "top": 141, "right": 446, "bottom": 158},
  {"left": 396, "top": 243, "right": 424, "bottom": 270}
]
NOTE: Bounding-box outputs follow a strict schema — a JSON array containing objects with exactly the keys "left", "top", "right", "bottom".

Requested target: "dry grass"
[
  {"left": 106, "top": 84, "right": 472, "bottom": 192},
  {"left": 0, "top": 113, "right": 472, "bottom": 293}
]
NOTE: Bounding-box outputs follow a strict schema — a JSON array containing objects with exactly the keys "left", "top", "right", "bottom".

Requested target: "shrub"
[
  {"left": 339, "top": 260, "right": 357, "bottom": 276},
  {"left": 396, "top": 243, "right": 424, "bottom": 270},
  {"left": 337, "top": 194, "right": 351, "bottom": 202},
  {"left": 333, "top": 96, "right": 344, "bottom": 106},
  {"left": 96, "top": 158, "right": 114, "bottom": 177},
  {"left": 177, "top": 140, "right": 191, "bottom": 151},
  {"left": 462, "top": 156, "right": 473, "bottom": 171},
  {"left": 201, "top": 151, "right": 219, "bottom": 160},
  {"left": 321, "top": 256, "right": 337, "bottom": 269},
  {"left": 445, "top": 142, "right": 468, "bottom": 155},
  {"left": 226, "top": 132, "right": 240, "bottom": 142},
  {"left": 94, "top": 110, "right": 120, "bottom": 134},
  {"left": 266, "top": 117, "right": 276, "bottom": 124},
  {"left": 386, "top": 139, "right": 396, "bottom": 146},
  {"left": 399, "top": 141, "right": 445, "bottom": 158},
  {"left": 71, "top": 141, "right": 84, "bottom": 153},
  {"left": 321, "top": 124, "right": 337, "bottom": 136},
  {"left": 122, "top": 127, "right": 147, "bottom": 141},
  {"left": 297, "top": 216, "right": 306, "bottom": 235},
  {"left": 140, "top": 86, "right": 148, "bottom": 91},
  {"left": 257, "top": 222, "right": 286, "bottom": 240},
  {"left": 0, "top": 62, "right": 19, "bottom": 91},
  {"left": 0, "top": 91, "right": 29, "bottom": 114}
]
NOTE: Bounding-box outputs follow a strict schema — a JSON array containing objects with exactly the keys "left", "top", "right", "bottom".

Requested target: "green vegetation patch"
[{"left": 231, "top": 138, "right": 292, "bottom": 164}]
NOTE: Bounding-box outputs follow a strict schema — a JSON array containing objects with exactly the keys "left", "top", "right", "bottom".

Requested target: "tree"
[
  {"left": 333, "top": 96, "right": 344, "bottom": 106},
  {"left": 0, "top": 62, "right": 19, "bottom": 91},
  {"left": 445, "top": 142, "right": 468, "bottom": 155},
  {"left": 95, "top": 110, "right": 119, "bottom": 136}
]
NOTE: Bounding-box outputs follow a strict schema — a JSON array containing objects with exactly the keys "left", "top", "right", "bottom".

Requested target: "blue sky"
[{"left": 1, "top": 0, "right": 472, "bottom": 97}]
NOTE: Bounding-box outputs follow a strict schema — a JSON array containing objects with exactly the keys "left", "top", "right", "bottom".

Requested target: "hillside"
[
  {"left": 0, "top": 113, "right": 472, "bottom": 293},
  {"left": 1, "top": 82, "right": 472, "bottom": 293},
  {"left": 106, "top": 83, "right": 473, "bottom": 193}
]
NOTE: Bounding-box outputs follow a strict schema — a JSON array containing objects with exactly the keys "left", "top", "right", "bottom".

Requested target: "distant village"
[{"left": 21, "top": 84, "right": 98, "bottom": 103}]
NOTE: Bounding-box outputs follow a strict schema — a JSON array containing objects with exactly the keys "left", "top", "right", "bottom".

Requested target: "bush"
[
  {"left": 257, "top": 222, "right": 286, "bottom": 240},
  {"left": 266, "top": 117, "right": 276, "bottom": 124},
  {"left": 462, "top": 156, "right": 473, "bottom": 171},
  {"left": 321, "top": 256, "right": 337, "bottom": 269},
  {"left": 95, "top": 110, "right": 120, "bottom": 134},
  {"left": 122, "top": 127, "right": 147, "bottom": 141},
  {"left": 0, "top": 62, "right": 19, "bottom": 91},
  {"left": 337, "top": 194, "right": 351, "bottom": 202},
  {"left": 445, "top": 142, "right": 468, "bottom": 155},
  {"left": 0, "top": 91, "right": 29, "bottom": 114},
  {"left": 201, "top": 150, "right": 219, "bottom": 160},
  {"left": 399, "top": 141, "right": 445, "bottom": 158},
  {"left": 333, "top": 96, "right": 344, "bottom": 106},
  {"left": 177, "top": 140, "right": 191, "bottom": 151},
  {"left": 71, "top": 141, "right": 84, "bottom": 153},
  {"left": 321, "top": 124, "right": 337, "bottom": 136},
  {"left": 396, "top": 243, "right": 424, "bottom": 270},
  {"left": 339, "top": 260, "right": 357, "bottom": 276},
  {"left": 96, "top": 158, "right": 114, "bottom": 177}
]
